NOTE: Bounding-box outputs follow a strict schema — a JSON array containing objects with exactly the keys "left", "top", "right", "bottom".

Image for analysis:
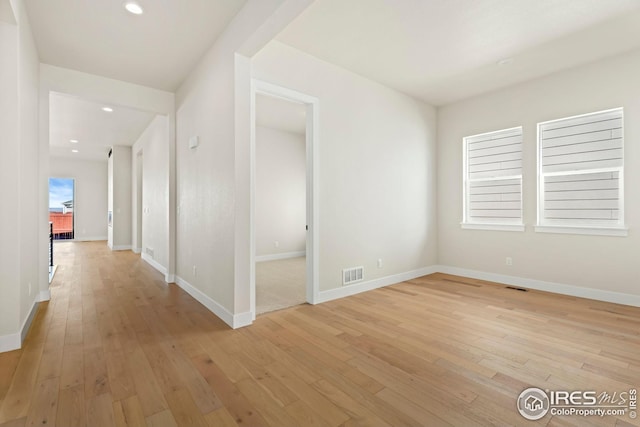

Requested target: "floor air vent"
[
  {"left": 506, "top": 286, "right": 528, "bottom": 292},
  {"left": 343, "top": 266, "right": 364, "bottom": 285}
]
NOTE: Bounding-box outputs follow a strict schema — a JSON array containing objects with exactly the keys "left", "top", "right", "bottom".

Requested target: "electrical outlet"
[
  {"left": 193, "top": 265, "right": 197, "bottom": 276},
  {"left": 377, "top": 259, "right": 383, "bottom": 268},
  {"left": 506, "top": 257, "right": 513, "bottom": 266}
]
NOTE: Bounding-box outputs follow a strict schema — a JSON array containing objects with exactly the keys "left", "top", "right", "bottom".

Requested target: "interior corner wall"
[
  {"left": 132, "top": 115, "right": 169, "bottom": 271},
  {"left": 437, "top": 48, "right": 640, "bottom": 298},
  {"left": 0, "top": 13, "right": 20, "bottom": 340},
  {"left": 50, "top": 157, "right": 108, "bottom": 241},
  {"left": 0, "top": 0, "right": 39, "bottom": 351},
  {"left": 108, "top": 146, "right": 132, "bottom": 250},
  {"left": 174, "top": 0, "right": 296, "bottom": 319},
  {"left": 255, "top": 125, "right": 306, "bottom": 257},
  {"left": 252, "top": 41, "right": 438, "bottom": 293},
  {"left": 17, "top": 0, "right": 40, "bottom": 335}
]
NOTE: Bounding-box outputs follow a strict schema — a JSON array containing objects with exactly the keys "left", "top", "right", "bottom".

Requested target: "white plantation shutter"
[
  {"left": 464, "top": 127, "right": 523, "bottom": 226},
  {"left": 538, "top": 108, "right": 624, "bottom": 228}
]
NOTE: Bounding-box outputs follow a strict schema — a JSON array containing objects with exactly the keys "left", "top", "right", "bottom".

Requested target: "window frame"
[
  {"left": 462, "top": 126, "right": 525, "bottom": 232},
  {"left": 535, "top": 108, "right": 627, "bottom": 237}
]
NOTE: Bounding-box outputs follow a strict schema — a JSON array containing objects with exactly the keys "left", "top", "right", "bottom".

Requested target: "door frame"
[{"left": 250, "top": 79, "right": 320, "bottom": 319}]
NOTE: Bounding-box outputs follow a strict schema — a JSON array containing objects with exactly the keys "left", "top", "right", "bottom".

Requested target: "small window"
[
  {"left": 462, "top": 127, "right": 523, "bottom": 231},
  {"left": 536, "top": 108, "right": 627, "bottom": 236}
]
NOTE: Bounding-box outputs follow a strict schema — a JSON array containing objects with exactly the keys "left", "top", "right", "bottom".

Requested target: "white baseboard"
[
  {"left": 435, "top": 265, "right": 640, "bottom": 308},
  {"left": 38, "top": 289, "right": 51, "bottom": 302},
  {"left": 141, "top": 253, "right": 168, "bottom": 277},
  {"left": 132, "top": 248, "right": 142, "bottom": 254},
  {"left": 20, "top": 298, "right": 39, "bottom": 342},
  {"left": 174, "top": 276, "right": 251, "bottom": 329},
  {"left": 110, "top": 245, "right": 132, "bottom": 251},
  {"left": 256, "top": 251, "right": 305, "bottom": 262},
  {"left": 0, "top": 333, "right": 20, "bottom": 353},
  {"left": 165, "top": 274, "right": 175, "bottom": 284},
  {"left": 0, "top": 296, "right": 42, "bottom": 353},
  {"left": 315, "top": 266, "right": 439, "bottom": 304},
  {"left": 74, "top": 236, "right": 107, "bottom": 242}
]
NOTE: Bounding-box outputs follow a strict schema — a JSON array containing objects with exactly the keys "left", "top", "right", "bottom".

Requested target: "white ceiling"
[
  {"left": 25, "top": 0, "right": 247, "bottom": 91},
  {"left": 256, "top": 94, "right": 307, "bottom": 135},
  {"left": 277, "top": 0, "right": 640, "bottom": 105},
  {"left": 49, "top": 92, "right": 156, "bottom": 161}
]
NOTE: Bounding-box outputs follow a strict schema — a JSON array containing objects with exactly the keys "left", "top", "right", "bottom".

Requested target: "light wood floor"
[{"left": 0, "top": 241, "right": 639, "bottom": 427}]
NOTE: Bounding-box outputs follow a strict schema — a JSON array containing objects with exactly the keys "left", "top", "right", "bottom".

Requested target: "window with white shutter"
[
  {"left": 536, "top": 108, "right": 627, "bottom": 236},
  {"left": 462, "top": 127, "right": 524, "bottom": 231}
]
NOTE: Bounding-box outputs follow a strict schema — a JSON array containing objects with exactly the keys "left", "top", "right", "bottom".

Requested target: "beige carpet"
[{"left": 256, "top": 256, "right": 306, "bottom": 314}]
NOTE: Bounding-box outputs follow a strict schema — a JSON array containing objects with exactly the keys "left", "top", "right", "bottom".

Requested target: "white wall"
[
  {"left": 107, "top": 146, "right": 132, "bottom": 250},
  {"left": 175, "top": 0, "right": 304, "bottom": 323},
  {"left": 50, "top": 157, "right": 108, "bottom": 241},
  {"left": 255, "top": 125, "right": 305, "bottom": 257},
  {"left": 437, "top": 48, "right": 640, "bottom": 299},
  {"left": 252, "top": 41, "right": 438, "bottom": 292},
  {"left": 132, "top": 115, "right": 169, "bottom": 273},
  {"left": 0, "top": 0, "right": 40, "bottom": 351},
  {"left": 0, "top": 8, "right": 20, "bottom": 341}
]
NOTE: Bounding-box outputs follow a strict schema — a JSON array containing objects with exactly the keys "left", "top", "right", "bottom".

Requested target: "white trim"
[
  {"left": 132, "top": 248, "right": 142, "bottom": 254},
  {"left": 461, "top": 223, "right": 525, "bottom": 232},
  {"left": 49, "top": 265, "right": 58, "bottom": 284},
  {"left": 537, "top": 108, "right": 625, "bottom": 229},
  {"left": 38, "top": 289, "right": 51, "bottom": 302},
  {"left": 73, "top": 236, "right": 108, "bottom": 242},
  {"left": 534, "top": 225, "right": 628, "bottom": 237},
  {"left": 165, "top": 274, "right": 175, "bottom": 283},
  {"left": 436, "top": 265, "right": 640, "bottom": 307},
  {"left": 141, "top": 253, "right": 168, "bottom": 276},
  {"left": 250, "top": 80, "right": 320, "bottom": 321},
  {"left": 315, "top": 266, "right": 439, "bottom": 304},
  {"left": 110, "top": 245, "right": 132, "bottom": 251},
  {"left": 174, "top": 276, "right": 251, "bottom": 329},
  {"left": 0, "top": 296, "right": 43, "bottom": 353},
  {"left": 233, "top": 311, "right": 253, "bottom": 329},
  {"left": 20, "top": 298, "right": 39, "bottom": 342},
  {"left": 0, "top": 333, "right": 20, "bottom": 353},
  {"left": 255, "top": 251, "right": 306, "bottom": 262}
]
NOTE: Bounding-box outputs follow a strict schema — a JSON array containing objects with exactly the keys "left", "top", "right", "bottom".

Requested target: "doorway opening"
[
  {"left": 49, "top": 177, "right": 75, "bottom": 240},
  {"left": 252, "top": 81, "right": 319, "bottom": 316}
]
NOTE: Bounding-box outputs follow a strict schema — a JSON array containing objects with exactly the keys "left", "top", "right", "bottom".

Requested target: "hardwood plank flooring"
[{"left": 0, "top": 241, "right": 639, "bottom": 426}]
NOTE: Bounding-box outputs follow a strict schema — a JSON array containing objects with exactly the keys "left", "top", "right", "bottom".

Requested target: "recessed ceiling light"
[
  {"left": 124, "top": 1, "right": 143, "bottom": 15},
  {"left": 102, "top": 107, "right": 114, "bottom": 112},
  {"left": 71, "top": 149, "right": 79, "bottom": 153},
  {"left": 70, "top": 139, "right": 79, "bottom": 143},
  {"left": 497, "top": 58, "right": 514, "bottom": 66}
]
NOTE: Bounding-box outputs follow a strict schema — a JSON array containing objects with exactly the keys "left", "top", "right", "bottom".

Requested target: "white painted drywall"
[
  {"left": 255, "top": 125, "right": 306, "bottom": 257},
  {"left": 50, "top": 157, "right": 108, "bottom": 241},
  {"left": 132, "top": 115, "right": 169, "bottom": 271},
  {"left": 175, "top": 0, "right": 305, "bottom": 318},
  {"left": 107, "top": 146, "right": 132, "bottom": 250},
  {"left": 437, "top": 48, "right": 640, "bottom": 297},
  {"left": 0, "top": 13, "right": 20, "bottom": 339},
  {"left": 17, "top": 0, "right": 40, "bottom": 338},
  {"left": 0, "top": 0, "right": 40, "bottom": 349},
  {"left": 252, "top": 41, "right": 438, "bottom": 292}
]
